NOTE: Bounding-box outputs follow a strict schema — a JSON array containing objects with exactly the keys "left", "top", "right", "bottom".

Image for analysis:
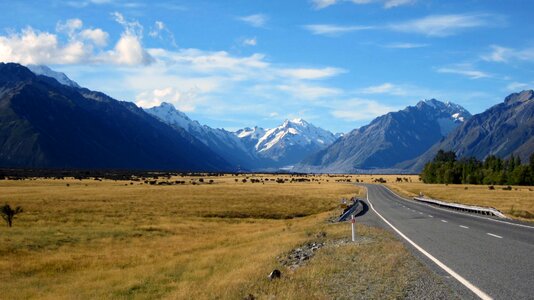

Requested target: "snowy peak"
[
  {"left": 255, "top": 118, "right": 336, "bottom": 152},
  {"left": 414, "top": 99, "right": 471, "bottom": 136},
  {"left": 27, "top": 65, "right": 80, "bottom": 88},
  {"left": 234, "top": 118, "right": 338, "bottom": 167},
  {"left": 145, "top": 102, "right": 197, "bottom": 131}
]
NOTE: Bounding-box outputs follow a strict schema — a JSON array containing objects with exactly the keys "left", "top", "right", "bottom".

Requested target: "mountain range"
[
  {"left": 146, "top": 103, "right": 338, "bottom": 170},
  {"left": 0, "top": 63, "right": 531, "bottom": 173},
  {"left": 0, "top": 63, "right": 230, "bottom": 171},
  {"left": 293, "top": 99, "right": 472, "bottom": 173}
]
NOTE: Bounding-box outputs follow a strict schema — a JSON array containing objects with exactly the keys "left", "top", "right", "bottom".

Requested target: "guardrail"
[
  {"left": 413, "top": 197, "right": 508, "bottom": 219},
  {"left": 338, "top": 199, "right": 363, "bottom": 222}
]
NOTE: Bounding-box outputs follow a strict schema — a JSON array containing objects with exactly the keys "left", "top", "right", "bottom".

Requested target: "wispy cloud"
[
  {"left": 238, "top": 14, "right": 268, "bottom": 28},
  {"left": 311, "top": 0, "right": 416, "bottom": 10},
  {"left": 305, "top": 14, "right": 496, "bottom": 37},
  {"left": 390, "top": 14, "right": 496, "bottom": 37},
  {"left": 436, "top": 64, "right": 490, "bottom": 79},
  {"left": 242, "top": 37, "right": 257, "bottom": 46},
  {"left": 360, "top": 83, "right": 407, "bottom": 95},
  {"left": 304, "top": 24, "right": 374, "bottom": 36},
  {"left": 149, "top": 20, "right": 177, "bottom": 47},
  {"left": 482, "top": 45, "right": 534, "bottom": 63},
  {"left": 277, "top": 84, "right": 341, "bottom": 100},
  {"left": 330, "top": 98, "right": 398, "bottom": 121},
  {"left": 384, "top": 42, "right": 428, "bottom": 49},
  {"left": 506, "top": 82, "right": 532, "bottom": 91},
  {"left": 279, "top": 67, "right": 345, "bottom": 80}
]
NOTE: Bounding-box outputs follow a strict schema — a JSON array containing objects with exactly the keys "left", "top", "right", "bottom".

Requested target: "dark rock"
[{"left": 268, "top": 269, "right": 281, "bottom": 280}]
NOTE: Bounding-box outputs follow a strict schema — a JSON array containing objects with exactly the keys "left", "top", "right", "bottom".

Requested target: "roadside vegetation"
[
  {"left": 386, "top": 181, "right": 534, "bottom": 221},
  {"left": 0, "top": 174, "right": 445, "bottom": 299},
  {"left": 421, "top": 150, "right": 534, "bottom": 186}
]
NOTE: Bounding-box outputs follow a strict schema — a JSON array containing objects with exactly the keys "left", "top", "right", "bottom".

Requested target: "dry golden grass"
[
  {"left": 0, "top": 174, "right": 437, "bottom": 299},
  {"left": 384, "top": 181, "right": 534, "bottom": 221}
]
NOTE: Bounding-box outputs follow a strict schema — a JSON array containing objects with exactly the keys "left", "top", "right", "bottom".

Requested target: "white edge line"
[
  {"left": 460, "top": 225, "right": 469, "bottom": 229},
  {"left": 487, "top": 233, "right": 503, "bottom": 239},
  {"left": 380, "top": 185, "right": 534, "bottom": 230},
  {"left": 365, "top": 187, "right": 493, "bottom": 300}
]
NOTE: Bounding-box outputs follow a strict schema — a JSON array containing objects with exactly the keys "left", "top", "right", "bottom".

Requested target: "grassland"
[
  {"left": 0, "top": 174, "right": 444, "bottom": 299},
  {"left": 379, "top": 177, "right": 534, "bottom": 221}
]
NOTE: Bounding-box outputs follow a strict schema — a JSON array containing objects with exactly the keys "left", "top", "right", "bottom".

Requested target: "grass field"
[
  {"left": 0, "top": 174, "right": 441, "bottom": 299},
  {"left": 383, "top": 179, "right": 534, "bottom": 221}
]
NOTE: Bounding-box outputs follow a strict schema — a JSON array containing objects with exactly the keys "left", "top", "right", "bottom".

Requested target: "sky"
[{"left": 0, "top": 0, "right": 533, "bottom": 133}]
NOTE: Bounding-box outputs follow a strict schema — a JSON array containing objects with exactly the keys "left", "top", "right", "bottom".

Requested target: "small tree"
[{"left": 1, "top": 204, "right": 23, "bottom": 227}]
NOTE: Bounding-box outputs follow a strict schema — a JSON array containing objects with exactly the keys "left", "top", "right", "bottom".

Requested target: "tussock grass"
[
  {"left": 384, "top": 181, "right": 534, "bottom": 221},
  {"left": 1, "top": 174, "right": 436, "bottom": 298}
]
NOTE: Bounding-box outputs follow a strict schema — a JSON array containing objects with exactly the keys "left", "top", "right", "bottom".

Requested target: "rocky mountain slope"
[
  {"left": 0, "top": 63, "right": 231, "bottom": 171},
  {"left": 145, "top": 102, "right": 258, "bottom": 170},
  {"left": 405, "top": 90, "right": 534, "bottom": 171},
  {"left": 294, "top": 99, "right": 471, "bottom": 173}
]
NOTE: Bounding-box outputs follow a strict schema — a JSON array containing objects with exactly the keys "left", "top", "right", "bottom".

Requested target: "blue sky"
[{"left": 0, "top": 0, "right": 533, "bottom": 133}]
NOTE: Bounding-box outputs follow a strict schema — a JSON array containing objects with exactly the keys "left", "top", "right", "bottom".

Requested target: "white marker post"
[{"left": 351, "top": 214, "right": 356, "bottom": 242}]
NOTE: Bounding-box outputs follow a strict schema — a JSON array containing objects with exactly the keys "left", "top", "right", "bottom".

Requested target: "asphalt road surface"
[{"left": 357, "top": 184, "right": 534, "bottom": 300}]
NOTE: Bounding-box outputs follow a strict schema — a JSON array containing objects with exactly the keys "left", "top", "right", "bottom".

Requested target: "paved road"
[{"left": 357, "top": 184, "right": 534, "bottom": 300}]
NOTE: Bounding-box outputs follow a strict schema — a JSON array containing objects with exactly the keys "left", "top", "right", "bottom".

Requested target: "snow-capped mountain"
[
  {"left": 145, "top": 102, "right": 257, "bottom": 170},
  {"left": 235, "top": 126, "right": 267, "bottom": 149},
  {"left": 235, "top": 118, "right": 339, "bottom": 168},
  {"left": 294, "top": 99, "right": 472, "bottom": 173},
  {"left": 405, "top": 91, "right": 534, "bottom": 172},
  {"left": 27, "top": 65, "right": 80, "bottom": 88},
  {"left": 416, "top": 99, "right": 471, "bottom": 136}
]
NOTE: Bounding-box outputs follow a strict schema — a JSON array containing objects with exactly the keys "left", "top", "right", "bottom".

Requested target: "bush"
[{"left": 1, "top": 204, "right": 23, "bottom": 227}]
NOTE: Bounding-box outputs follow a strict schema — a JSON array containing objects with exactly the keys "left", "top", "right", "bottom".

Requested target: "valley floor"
[{"left": 1, "top": 174, "right": 452, "bottom": 299}]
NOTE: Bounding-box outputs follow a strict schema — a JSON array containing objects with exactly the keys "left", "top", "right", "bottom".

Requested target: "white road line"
[
  {"left": 487, "top": 233, "right": 503, "bottom": 239},
  {"left": 419, "top": 212, "right": 423, "bottom": 215},
  {"left": 380, "top": 185, "right": 534, "bottom": 230},
  {"left": 441, "top": 219, "right": 448, "bottom": 223},
  {"left": 429, "top": 215, "right": 434, "bottom": 218},
  {"left": 365, "top": 189, "right": 492, "bottom": 300},
  {"left": 460, "top": 225, "right": 469, "bottom": 229}
]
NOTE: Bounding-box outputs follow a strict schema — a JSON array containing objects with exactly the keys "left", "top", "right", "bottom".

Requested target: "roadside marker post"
[{"left": 351, "top": 214, "right": 356, "bottom": 242}]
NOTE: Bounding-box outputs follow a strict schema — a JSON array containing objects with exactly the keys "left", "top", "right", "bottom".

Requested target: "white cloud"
[
  {"left": 243, "top": 37, "right": 257, "bottom": 46},
  {"left": 238, "top": 14, "right": 268, "bottom": 28},
  {"left": 390, "top": 14, "right": 492, "bottom": 37},
  {"left": 136, "top": 87, "right": 200, "bottom": 111},
  {"left": 331, "top": 98, "right": 397, "bottom": 121},
  {"left": 311, "top": 0, "right": 339, "bottom": 9},
  {"left": 436, "top": 65, "right": 490, "bottom": 79},
  {"left": 312, "top": 0, "right": 415, "bottom": 10},
  {"left": 0, "top": 28, "right": 91, "bottom": 65},
  {"left": 482, "top": 45, "right": 534, "bottom": 63},
  {"left": 80, "top": 28, "right": 109, "bottom": 47},
  {"left": 0, "top": 14, "right": 152, "bottom": 66},
  {"left": 277, "top": 83, "right": 341, "bottom": 100},
  {"left": 305, "top": 14, "right": 494, "bottom": 37},
  {"left": 279, "top": 67, "right": 345, "bottom": 80},
  {"left": 304, "top": 24, "right": 374, "bottom": 36},
  {"left": 360, "top": 83, "right": 407, "bottom": 95},
  {"left": 506, "top": 82, "right": 531, "bottom": 91},
  {"left": 385, "top": 42, "right": 428, "bottom": 49},
  {"left": 383, "top": 0, "right": 415, "bottom": 9},
  {"left": 148, "top": 20, "right": 177, "bottom": 47}
]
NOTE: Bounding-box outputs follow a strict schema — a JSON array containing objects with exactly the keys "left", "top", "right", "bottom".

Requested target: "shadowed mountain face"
[
  {"left": 294, "top": 99, "right": 471, "bottom": 173},
  {"left": 405, "top": 90, "right": 534, "bottom": 172},
  {"left": 0, "top": 63, "right": 232, "bottom": 171}
]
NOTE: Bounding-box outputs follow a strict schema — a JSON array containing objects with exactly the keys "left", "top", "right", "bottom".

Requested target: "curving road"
[{"left": 357, "top": 184, "right": 534, "bottom": 300}]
